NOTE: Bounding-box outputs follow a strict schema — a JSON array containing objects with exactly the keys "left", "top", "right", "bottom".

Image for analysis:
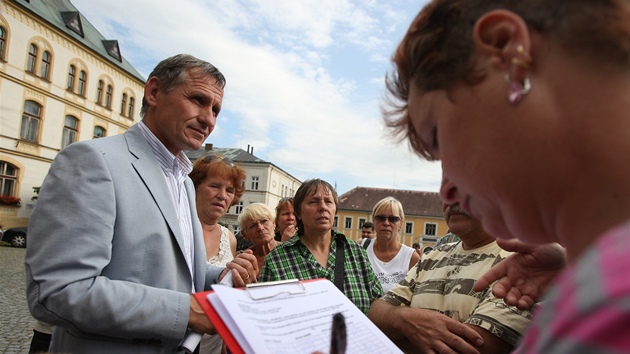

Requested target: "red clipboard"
[{"left": 193, "top": 289, "right": 245, "bottom": 354}]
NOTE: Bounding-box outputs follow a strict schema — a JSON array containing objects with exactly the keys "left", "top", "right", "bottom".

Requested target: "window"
[
  {"left": 96, "top": 80, "right": 103, "bottom": 103},
  {"left": 405, "top": 222, "right": 413, "bottom": 234},
  {"left": 40, "top": 51, "right": 51, "bottom": 79},
  {"left": 235, "top": 201, "right": 244, "bottom": 214},
  {"left": 120, "top": 93, "right": 127, "bottom": 115},
  {"left": 251, "top": 176, "right": 259, "bottom": 190},
  {"left": 425, "top": 223, "right": 437, "bottom": 236},
  {"left": 78, "top": 70, "right": 87, "bottom": 96},
  {"left": 62, "top": 115, "right": 79, "bottom": 148},
  {"left": 0, "top": 27, "right": 6, "bottom": 60},
  {"left": 67, "top": 65, "right": 76, "bottom": 90},
  {"left": 358, "top": 218, "right": 366, "bottom": 229},
  {"left": 0, "top": 162, "right": 18, "bottom": 197},
  {"left": 333, "top": 216, "right": 339, "bottom": 228},
  {"left": 127, "top": 97, "right": 135, "bottom": 118},
  {"left": 93, "top": 125, "right": 106, "bottom": 139},
  {"left": 27, "top": 44, "right": 37, "bottom": 73},
  {"left": 105, "top": 84, "right": 113, "bottom": 108},
  {"left": 20, "top": 100, "right": 41, "bottom": 142},
  {"left": 344, "top": 217, "right": 352, "bottom": 229}
]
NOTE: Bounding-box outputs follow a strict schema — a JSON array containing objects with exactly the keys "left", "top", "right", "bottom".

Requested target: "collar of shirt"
[{"left": 138, "top": 121, "right": 193, "bottom": 180}]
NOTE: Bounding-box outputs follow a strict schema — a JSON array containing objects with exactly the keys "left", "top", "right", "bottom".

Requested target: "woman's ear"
[{"left": 472, "top": 10, "right": 532, "bottom": 72}]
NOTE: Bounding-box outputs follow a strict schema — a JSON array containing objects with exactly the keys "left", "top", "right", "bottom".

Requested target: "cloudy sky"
[{"left": 71, "top": 0, "right": 440, "bottom": 195}]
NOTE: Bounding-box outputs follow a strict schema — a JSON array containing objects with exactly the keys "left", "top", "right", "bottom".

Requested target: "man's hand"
[
  {"left": 473, "top": 239, "right": 566, "bottom": 309},
  {"left": 188, "top": 295, "right": 216, "bottom": 334},
  {"left": 398, "top": 308, "right": 483, "bottom": 354},
  {"left": 219, "top": 250, "right": 258, "bottom": 287},
  {"left": 368, "top": 300, "right": 482, "bottom": 354}
]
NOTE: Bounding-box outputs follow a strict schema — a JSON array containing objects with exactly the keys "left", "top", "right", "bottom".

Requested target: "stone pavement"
[{"left": 0, "top": 244, "right": 34, "bottom": 354}]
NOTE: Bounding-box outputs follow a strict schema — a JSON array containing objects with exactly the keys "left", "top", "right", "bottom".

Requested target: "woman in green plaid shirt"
[{"left": 259, "top": 179, "right": 383, "bottom": 314}]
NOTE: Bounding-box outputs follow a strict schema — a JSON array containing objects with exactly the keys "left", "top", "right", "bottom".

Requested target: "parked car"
[{"left": 1, "top": 227, "right": 27, "bottom": 248}]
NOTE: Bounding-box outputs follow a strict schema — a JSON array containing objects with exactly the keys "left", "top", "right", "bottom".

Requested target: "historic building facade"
[{"left": 0, "top": 0, "right": 144, "bottom": 227}]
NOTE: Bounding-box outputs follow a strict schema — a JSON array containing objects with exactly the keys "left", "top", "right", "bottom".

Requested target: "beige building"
[
  {"left": 186, "top": 144, "right": 302, "bottom": 232},
  {"left": 337, "top": 186, "right": 446, "bottom": 252},
  {"left": 0, "top": 0, "right": 144, "bottom": 228}
]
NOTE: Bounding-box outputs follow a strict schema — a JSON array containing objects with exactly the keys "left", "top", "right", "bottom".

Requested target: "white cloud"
[{"left": 71, "top": 0, "right": 439, "bottom": 194}]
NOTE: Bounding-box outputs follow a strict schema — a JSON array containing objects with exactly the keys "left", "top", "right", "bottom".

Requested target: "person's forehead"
[
  {"left": 184, "top": 70, "right": 224, "bottom": 94},
  {"left": 308, "top": 185, "right": 332, "bottom": 197}
]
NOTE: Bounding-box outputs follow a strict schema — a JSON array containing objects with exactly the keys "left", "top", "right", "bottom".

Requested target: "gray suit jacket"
[{"left": 25, "top": 124, "right": 222, "bottom": 353}]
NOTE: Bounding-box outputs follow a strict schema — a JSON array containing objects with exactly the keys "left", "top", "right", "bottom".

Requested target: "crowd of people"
[{"left": 25, "top": 0, "right": 630, "bottom": 352}]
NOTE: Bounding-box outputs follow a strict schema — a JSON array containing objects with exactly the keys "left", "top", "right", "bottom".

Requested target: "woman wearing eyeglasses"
[
  {"left": 367, "top": 197, "right": 421, "bottom": 293},
  {"left": 238, "top": 203, "right": 281, "bottom": 276},
  {"left": 189, "top": 154, "right": 246, "bottom": 354},
  {"left": 274, "top": 197, "right": 297, "bottom": 242},
  {"left": 259, "top": 179, "right": 383, "bottom": 314}
]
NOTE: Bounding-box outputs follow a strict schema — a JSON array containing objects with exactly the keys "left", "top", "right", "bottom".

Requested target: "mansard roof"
[
  {"left": 13, "top": 0, "right": 144, "bottom": 82},
  {"left": 185, "top": 145, "right": 302, "bottom": 182},
  {"left": 338, "top": 186, "right": 443, "bottom": 218}
]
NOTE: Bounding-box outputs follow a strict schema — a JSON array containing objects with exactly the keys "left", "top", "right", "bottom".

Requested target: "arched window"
[
  {"left": 128, "top": 97, "right": 135, "bottom": 119},
  {"left": 27, "top": 43, "right": 37, "bottom": 73},
  {"left": 93, "top": 125, "right": 106, "bottom": 139},
  {"left": 120, "top": 93, "right": 127, "bottom": 115},
  {"left": 0, "top": 161, "right": 18, "bottom": 197},
  {"left": 78, "top": 70, "right": 87, "bottom": 96},
  {"left": 96, "top": 80, "right": 103, "bottom": 104},
  {"left": 62, "top": 115, "right": 79, "bottom": 148},
  {"left": 40, "top": 50, "right": 51, "bottom": 79},
  {"left": 21, "top": 100, "right": 41, "bottom": 142},
  {"left": 105, "top": 84, "right": 113, "bottom": 108},
  {"left": 67, "top": 65, "right": 76, "bottom": 90},
  {"left": 0, "top": 27, "right": 6, "bottom": 60}
]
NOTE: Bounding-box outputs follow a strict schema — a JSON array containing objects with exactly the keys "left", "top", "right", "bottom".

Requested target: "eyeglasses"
[
  {"left": 246, "top": 218, "right": 271, "bottom": 232},
  {"left": 374, "top": 215, "right": 401, "bottom": 223},
  {"left": 202, "top": 155, "right": 235, "bottom": 167},
  {"left": 279, "top": 197, "right": 293, "bottom": 203}
]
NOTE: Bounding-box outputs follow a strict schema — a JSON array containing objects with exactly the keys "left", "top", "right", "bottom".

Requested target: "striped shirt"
[
  {"left": 138, "top": 121, "right": 195, "bottom": 290},
  {"left": 259, "top": 232, "right": 383, "bottom": 314},
  {"left": 384, "top": 241, "right": 533, "bottom": 347}
]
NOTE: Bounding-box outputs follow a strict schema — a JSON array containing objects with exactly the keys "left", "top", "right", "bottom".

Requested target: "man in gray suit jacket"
[{"left": 25, "top": 54, "right": 258, "bottom": 353}]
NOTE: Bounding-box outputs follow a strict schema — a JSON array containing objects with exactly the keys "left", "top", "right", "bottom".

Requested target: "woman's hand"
[
  {"left": 473, "top": 239, "right": 566, "bottom": 309},
  {"left": 222, "top": 250, "right": 259, "bottom": 287},
  {"left": 281, "top": 225, "right": 297, "bottom": 241}
]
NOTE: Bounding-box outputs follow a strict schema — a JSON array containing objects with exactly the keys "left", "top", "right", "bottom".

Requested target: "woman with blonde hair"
[
  {"left": 238, "top": 203, "right": 281, "bottom": 276},
  {"left": 366, "top": 197, "right": 420, "bottom": 292}
]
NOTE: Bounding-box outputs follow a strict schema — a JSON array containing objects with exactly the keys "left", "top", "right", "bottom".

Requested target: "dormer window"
[
  {"left": 61, "top": 11, "right": 84, "bottom": 37},
  {"left": 102, "top": 40, "right": 122, "bottom": 62}
]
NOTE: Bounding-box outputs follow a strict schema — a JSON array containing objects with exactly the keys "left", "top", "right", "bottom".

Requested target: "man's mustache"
[{"left": 445, "top": 204, "right": 471, "bottom": 218}]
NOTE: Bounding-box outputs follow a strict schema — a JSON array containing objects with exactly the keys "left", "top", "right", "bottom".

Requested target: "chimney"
[
  {"left": 247, "top": 144, "right": 250, "bottom": 153},
  {"left": 251, "top": 146, "right": 254, "bottom": 155},
  {"left": 205, "top": 143, "right": 213, "bottom": 150}
]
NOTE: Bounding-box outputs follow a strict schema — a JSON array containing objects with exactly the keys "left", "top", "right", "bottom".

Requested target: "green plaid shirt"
[{"left": 259, "top": 231, "right": 383, "bottom": 314}]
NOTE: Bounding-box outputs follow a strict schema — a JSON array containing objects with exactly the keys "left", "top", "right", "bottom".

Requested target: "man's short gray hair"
[{"left": 140, "top": 54, "right": 226, "bottom": 117}]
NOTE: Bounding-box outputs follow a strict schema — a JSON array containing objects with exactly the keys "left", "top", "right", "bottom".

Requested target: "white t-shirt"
[{"left": 365, "top": 241, "right": 415, "bottom": 293}]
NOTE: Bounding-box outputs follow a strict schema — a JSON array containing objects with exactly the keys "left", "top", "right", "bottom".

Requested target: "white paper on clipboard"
[{"left": 207, "top": 279, "right": 402, "bottom": 354}]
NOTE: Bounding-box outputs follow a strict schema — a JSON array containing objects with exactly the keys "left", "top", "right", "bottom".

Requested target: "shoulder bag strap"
[
  {"left": 362, "top": 237, "right": 371, "bottom": 250},
  {"left": 334, "top": 233, "right": 345, "bottom": 292}
]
